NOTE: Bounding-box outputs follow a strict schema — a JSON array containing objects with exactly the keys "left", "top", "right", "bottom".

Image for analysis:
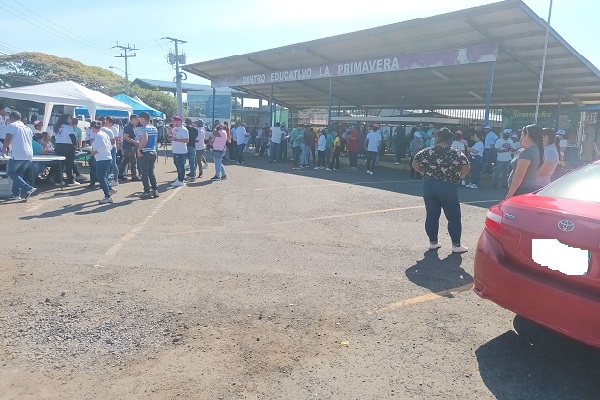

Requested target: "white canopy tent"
[{"left": 0, "top": 81, "right": 133, "bottom": 130}]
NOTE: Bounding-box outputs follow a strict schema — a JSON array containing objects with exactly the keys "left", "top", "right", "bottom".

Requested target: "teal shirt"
[
  {"left": 291, "top": 128, "right": 304, "bottom": 148},
  {"left": 326, "top": 133, "right": 334, "bottom": 149},
  {"left": 73, "top": 126, "right": 83, "bottom": 140},
  {"left": 32, "top": 140, "right": 43, "bottom": 155}
]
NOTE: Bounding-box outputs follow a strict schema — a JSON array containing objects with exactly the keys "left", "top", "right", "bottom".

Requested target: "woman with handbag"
[{"left": 207, "top": 124, "right": 228, "bottom": 181}]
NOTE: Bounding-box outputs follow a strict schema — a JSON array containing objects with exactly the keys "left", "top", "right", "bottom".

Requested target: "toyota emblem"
[{"left": 558, "top": 220, "right": 575, "bottom": 232}]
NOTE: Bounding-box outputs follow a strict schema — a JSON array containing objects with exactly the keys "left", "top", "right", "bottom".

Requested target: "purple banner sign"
[{"left": 212, "top": 43, "right": 498, "bottom": 88}]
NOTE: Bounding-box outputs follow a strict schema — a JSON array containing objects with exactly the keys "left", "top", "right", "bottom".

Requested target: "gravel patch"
[{"left": 0, "top": 295, "right": 184, "bottom": 370}]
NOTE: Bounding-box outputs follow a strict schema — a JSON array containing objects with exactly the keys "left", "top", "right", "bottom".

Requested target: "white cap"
[{"left": 557, "top": 129, "right": 566, "bottom": 135}]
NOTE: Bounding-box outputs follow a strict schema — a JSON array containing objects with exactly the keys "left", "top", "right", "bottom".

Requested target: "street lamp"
[{"left": 109, "top": 65, "right": 129, "bottom": 95}]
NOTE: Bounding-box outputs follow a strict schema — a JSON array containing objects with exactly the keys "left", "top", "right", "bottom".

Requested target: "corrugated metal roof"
[{"left": 183, "top": 0, "right": 600, "bottom": 110}]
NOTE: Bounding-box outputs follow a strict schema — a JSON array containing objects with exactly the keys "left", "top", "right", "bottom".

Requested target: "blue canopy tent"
[{"left": 75, "top": 93, "right": 165, "bottom": 119}]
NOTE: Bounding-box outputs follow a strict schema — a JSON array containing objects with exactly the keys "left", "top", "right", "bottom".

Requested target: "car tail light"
[{"left": 485, "top": 205, "right": 504, "bottom": 241}]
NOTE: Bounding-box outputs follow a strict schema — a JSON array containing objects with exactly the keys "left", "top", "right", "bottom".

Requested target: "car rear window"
[{"left": 537, "top": 163, "right": 600, "bottom": 202}]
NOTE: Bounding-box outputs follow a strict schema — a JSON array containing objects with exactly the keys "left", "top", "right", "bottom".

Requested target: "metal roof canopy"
[{"left": 183, "top": 0, "right": 600, "bottom": 111}]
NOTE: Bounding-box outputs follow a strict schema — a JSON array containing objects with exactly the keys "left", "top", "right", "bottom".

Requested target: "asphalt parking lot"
[{"left": 1, "top": 150, "right": 599, "bottom": 399}]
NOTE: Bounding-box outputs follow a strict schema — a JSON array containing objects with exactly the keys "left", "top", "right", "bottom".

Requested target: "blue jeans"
[
  {"left": 422, "top": 178, "right": 462, "bottom": 245},
  {"left": 470, "top": 156, "right": 483, "bottom": 185},
  {"left": 186, "top": 146, "right": 196, "bottom": 176},
  {"left": 7, "top": 159, "right": 33, "bottom": 197},
  {"left": 237, "top": 143, "right": 246, "bottom": 163},
  {"left": 212, "top": 150, "right": 226, "bottom": 177},
  {"left": 493, "top": 160, "right": 510, "bottom": 188},
  {"left": 95, "top": 159, "right": 111, "bottom": 198},
  {"left": 269, "top": 142, "right": 280, "bottom": 161},
  {"left": 173, "top": 153, "right": 187, "bottom": 182},
  {"left": 110, "top": 147, "right": 119, "bottom": 180}
]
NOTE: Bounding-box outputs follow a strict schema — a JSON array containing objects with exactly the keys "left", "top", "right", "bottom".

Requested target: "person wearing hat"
[
  {"left": 492, "top": 129, "right": 514, "bottom": 189},
  {"left": 409, "top": 131, "right": 425, "bottom": 179},
  {"left": 482, "top": 125, "right": 498, "bottom": 176},
  {"left": 32, "top": 120, "right": 44, "bottom": 135},
  {"left": 168, "top": 116, "right": 189, "bottom": 187}
]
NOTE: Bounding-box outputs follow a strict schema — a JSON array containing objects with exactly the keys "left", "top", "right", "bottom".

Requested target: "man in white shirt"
[
  {"left": 268, "top": 122, "right": 283, "bottom": 163},
  {"left": 0, "top": 104, "right": 9, "bottom": 144},
  {"left": 2, "top": 110, "right": 36, "bottom": 201},
  {"left": 493, "top": 129, "right": 514, "bottom": 189},
  {"left": 102, "top": 116, "right": 120, "bottom": 187},
  {"left": 234, "top": 121, "right": 249, "bottom": 165},
  {"left": 365, "top": 125, "right": 382, "bottom": 175},
  {"left": 169, "top": 116, "right": 189, "bottom": 186},
  {"left": 483, "top": 125, "right": 498, "bottom": 175},
  {"left": 557, "top": 129, "right": 568, "bottom": 163}
]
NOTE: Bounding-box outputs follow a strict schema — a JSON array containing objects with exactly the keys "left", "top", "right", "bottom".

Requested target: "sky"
[{"left": 2, "top": 0, "right": 599, "bottom": 87}]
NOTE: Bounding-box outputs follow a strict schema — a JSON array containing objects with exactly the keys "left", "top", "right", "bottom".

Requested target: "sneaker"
[
  {"left": 452, "top": 245, "right": 469, "bottom": 254},
  {"left": 367, "top": 170, "right": 371, "bottom": 175},
  {"left": 461, "top": 181, "right": 466, "bottom": 186},
  {"left": 111, "top": 180, "right": 119, "bottom": 186},
  {"left": 24, "top": 187, "right": 37, "bottom": 199},
  {"left": 469, "top": 184, "right": 479, "bottom": 189},
  {"left": 197, "top": 174, "right": 203, "bottom": 178},
  {"left": 394, "top": 162, "right": 401, "bottom": 165},
  {"left": 369, "top": 171, "right": 374, "bottom": 175},
  {"left": 8, "top": 195, "right": 21, "bottom": 201},
  {"left": 210, "top": 176, "right": 220, "bottom": 181},
  {"left": 110, "top": 189, "right": 117, "bottom": 195},
  {"left": 429, "top": 243, "right": 442, "bottom": 250},
  {"left": 171, "top": 180, "right": 185, "bottom": 187},
  {"left": 326, "top": 168, "right": 332, "bottom": 171},
  {"left": 189, "top": 177, "right": 196, "bottom": 182},
  {"left": 465, "top": 184, "right": 474, "bottom": 188},
  {"left": 99, "top": 197, "right": 113, "bottom": 204},
  {"left": 151, "top": 190, "right": 160, "bottom": 198},
  {"left": 68, "top": 181, "right": 81, "bottom": 186},
  {"left": 220, "top": 175, "right": 228, "bottom": 180},
  {"left": 314, "top": 166, "right": 320, "bottom": 170},
  {"left": 140, "top": 192, "right": 152, "bottom": 199}
]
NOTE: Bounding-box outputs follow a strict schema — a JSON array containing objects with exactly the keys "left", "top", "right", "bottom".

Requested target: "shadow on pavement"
[
  {"left": 405, "top": 251, "right": 474, "bottom": 293},
  {"left": 476, "top": 316, "right": 600, "bottom": 400}
]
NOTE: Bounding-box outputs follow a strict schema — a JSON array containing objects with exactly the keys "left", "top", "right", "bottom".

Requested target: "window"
[{"left": 537, "top": 164, "right": 600, "bottom": 203}]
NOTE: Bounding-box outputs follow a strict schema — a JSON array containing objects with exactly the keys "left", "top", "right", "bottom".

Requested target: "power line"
[
  {"left": 0, "top": 1, "right": 101, "bottom": 51},
  {"left": 10, "top": 0, "right": 106, "bottom": 52}
]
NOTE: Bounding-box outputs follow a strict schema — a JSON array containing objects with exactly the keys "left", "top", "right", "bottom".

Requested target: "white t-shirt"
[
  {"left": 6, "top": 121, "right": 33, "bottom": 160},
  {"left": 494, "top": 138, "right": 514, "bottom": 162},
  {"left": 0, "top": 115, "right": 6, "bottom": 140},
  {"left": 451, "top": 140, "right": 466, "bottom": 153},
  {"left": 317, "top": 135, "right": 327, "bottom": 151},
  {"left": 366, "top": 130, "right": 381, "bottom": 152},
  {"left": 471, "top": 141, "right": 484, "bottom": 157},
  {"left": 86, "top": 127, "right": 95, "bottom": 143},
  {"left": 91, "top": 131, "right": 113, "bottom": 161},
  {"left": 270, "top": 127, "right": 283, "bottom": 144},
  {"left": 195, "top": 127, "right": 206, "bottom": 151},
  {"left": 235, "top": 126, "right": 248, "bottom": 145},
  {"left": 559, "top": 138, "right": 568, "bottom": 149},
  {"left": 53, "top": 124, "right": 75, "bottom": 144},
  {"left": 484, "top": 131, "right": 499, "bottom": 149},
  {"left": 171, "top": 126, "right": 189, "bottom": 154},
  {"left": 101, "top": 126, "right": 115, "bottom": 141},
  {"left": 538, "top": 145, "right": 560, "bottom": 186}
]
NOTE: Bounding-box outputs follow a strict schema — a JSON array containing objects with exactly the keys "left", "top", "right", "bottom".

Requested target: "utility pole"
[
  {"left": 113, "top": 42, "right": 138, "bottom": 95},
  {"left": 163, "top": 37, "right": 187, "bottom": 117}
]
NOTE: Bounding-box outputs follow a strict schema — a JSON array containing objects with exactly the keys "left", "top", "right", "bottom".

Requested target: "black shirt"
[
  {"left": 122, "top": 123, "right": 136, "bottom": 150},
  {"left": 187, "top": 125, "right": 198, "bottom": 148},
  {"left": 413, "top": 145, "right": 470, "bottom": 183}
]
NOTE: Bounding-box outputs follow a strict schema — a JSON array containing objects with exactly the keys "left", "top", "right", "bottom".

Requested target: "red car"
[{"left": 474, "top": 161, "right": 600, "bottom": 348}]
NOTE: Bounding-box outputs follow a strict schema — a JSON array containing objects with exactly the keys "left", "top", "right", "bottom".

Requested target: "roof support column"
[
  {"left": 269, "top": 82, "right": 274, "bottom": 126},
  {"left": 484, "top": 61, "right": 496, "bottom": 126},
  {"left": 212, "top": 87, "right": 216, "bottom": 126},
  {"left": 554, "top": 93, "right": 562, "bottom": 130},
  {"left": 327, "top": 77, "right": 333, "bottom": 127}
]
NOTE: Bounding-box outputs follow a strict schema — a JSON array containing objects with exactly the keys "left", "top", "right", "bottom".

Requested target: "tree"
[{"left": 0, "top": 52, "right": 176, "bottom": 118}]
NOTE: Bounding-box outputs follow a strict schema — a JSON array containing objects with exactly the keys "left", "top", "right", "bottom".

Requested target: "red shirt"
[{"left": 346, "top": 129, "right": 361, "bottom": 153}]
